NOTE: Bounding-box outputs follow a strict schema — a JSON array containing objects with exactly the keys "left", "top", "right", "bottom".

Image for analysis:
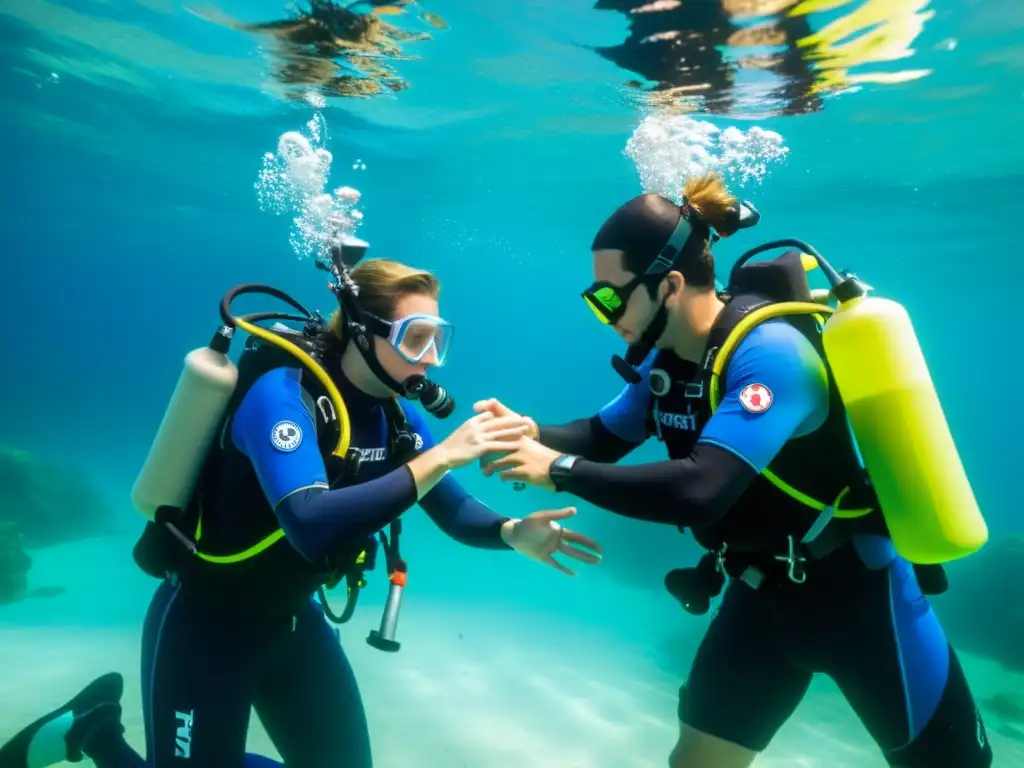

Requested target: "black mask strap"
[{"left": 612, "top": 300, "right": 669, "bottom": 384}]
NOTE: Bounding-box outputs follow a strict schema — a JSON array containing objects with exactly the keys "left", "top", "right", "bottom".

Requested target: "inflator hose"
[
  {"left": 730, "top": 239, "right": 844, "bottom": 288},
  {"left": 219, "top": 283, "right": 314, "bottom": 327},
  {"left": 318, "top": 583, "right": 360, "bottom": 624}
]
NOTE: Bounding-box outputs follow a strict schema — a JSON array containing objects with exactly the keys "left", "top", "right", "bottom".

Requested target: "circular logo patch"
[
  {"left": 739, "top": 384, "right": 773, "bottom": 414},
  {"left": 271, "top": 420, "right": 303, "bottom": 452}
]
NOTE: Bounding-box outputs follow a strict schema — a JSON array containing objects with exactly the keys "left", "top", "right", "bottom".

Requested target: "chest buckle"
[{"left": 773, "top": 535, "right": 808, "bottom": 584}]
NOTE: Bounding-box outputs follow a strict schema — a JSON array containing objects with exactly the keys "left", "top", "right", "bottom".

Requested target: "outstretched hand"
[{"left": 501, "top": 507, "right": 602, "bottom": 576}]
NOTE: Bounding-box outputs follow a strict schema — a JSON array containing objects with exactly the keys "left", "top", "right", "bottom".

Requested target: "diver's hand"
[
  {"left": 473, "top": 398, "right": 539, "bottom": 440},
  {"left": 481, "top": 436, "right": 561, "bottom": 491},
  {"left": 500, "top": 507, "right": 602, "bottom": 576},
  {"left": 436, "top": 412, "right": 530, "bottom": 470}
]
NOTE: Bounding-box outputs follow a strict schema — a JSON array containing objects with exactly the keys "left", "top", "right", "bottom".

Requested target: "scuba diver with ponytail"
[
  {"left": 475, "top": 172, "right": 993, "bottom": 768},
  {"left": 0, "top": 238, "right": 601, "bottom": 768}
]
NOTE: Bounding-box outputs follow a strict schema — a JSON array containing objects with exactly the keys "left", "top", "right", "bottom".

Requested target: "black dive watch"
[{"left": 548, "top": 454, "right": 579, "bottom": 492}]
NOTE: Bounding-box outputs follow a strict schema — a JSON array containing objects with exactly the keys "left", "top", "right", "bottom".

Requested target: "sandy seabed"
[{"left": 2, "top": 537, "right": 1022, "bottom": 767}]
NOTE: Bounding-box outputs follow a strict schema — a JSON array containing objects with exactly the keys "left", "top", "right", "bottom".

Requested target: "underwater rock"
[
  {"left": 0, "top": 445, "right": 113, "bottom": 548},
  {"left": 0, "top": 521, "right": 67, "bottom": 605},
  {"left": 932, "top": 536, "right": 1024, "bottom": 673},
  {"left": 0, "top": 522, "right": 31, "bottom": 605}
]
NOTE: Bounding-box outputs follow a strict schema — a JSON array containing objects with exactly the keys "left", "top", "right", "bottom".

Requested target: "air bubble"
[
  {"left": 254, "top": 112, "right": 364, "bottom": 267},
  {"left": 625, "top": 114, "right": 789, "bottom": 201}
]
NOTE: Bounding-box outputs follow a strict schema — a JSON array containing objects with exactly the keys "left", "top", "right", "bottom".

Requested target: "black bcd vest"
[
  {"left": 654, "top": 249, "right": 949, "bottom": 601},
  {"left": 646, "top": 250, "right": 880, "bottom": 561},
  {"left": 133, "top": 327, "right": 417, "bottom": 613}
]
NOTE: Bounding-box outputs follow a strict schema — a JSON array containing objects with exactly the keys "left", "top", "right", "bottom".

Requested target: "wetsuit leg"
[
  {"left": 252, "top": 598, "right": 373, "bottom": 768},
  {"left": 677, "top": 581, "right": 813, "bottom": 751},
  {"left": 819, "top": 557, "right": 992, "bottom": 768},
  {"left": 141, "top": 580, "right": 254, "bottom": 768}
]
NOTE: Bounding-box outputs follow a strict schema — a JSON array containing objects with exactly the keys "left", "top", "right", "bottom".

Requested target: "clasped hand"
[
  {"left": 471, "top": 399, "right": 565, "bottom": 491},
  {"left": 435, "top": 403, "right": 601, "bottom": 576}
]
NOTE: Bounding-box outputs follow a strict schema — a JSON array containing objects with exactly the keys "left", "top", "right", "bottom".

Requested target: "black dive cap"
[
  {"left": 591, "top": 192, "right": 760, "bottom": 278},
  {"left": 591, "top": 194, "right": 710, "bottom": 278}
]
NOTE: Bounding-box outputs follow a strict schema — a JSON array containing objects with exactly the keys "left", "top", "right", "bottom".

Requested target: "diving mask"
[
  {"left": 581, "top": 274, "right": 660, "bottom": 326},
  {"left": 372, "top": 312, "right": 454, "bottom": 366}
]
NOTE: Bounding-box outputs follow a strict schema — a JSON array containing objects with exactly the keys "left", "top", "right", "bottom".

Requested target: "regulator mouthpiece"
[{"left": 403, "top": 375, "right": 455, "bottom": 419}]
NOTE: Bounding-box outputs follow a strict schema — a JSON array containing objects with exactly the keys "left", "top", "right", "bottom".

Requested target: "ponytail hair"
[
  {"left": 682, "top": 172, "right": 737, "bottom": 233},
  {"left": 672, "top": 171, "right": 739, "bottom": 290}
]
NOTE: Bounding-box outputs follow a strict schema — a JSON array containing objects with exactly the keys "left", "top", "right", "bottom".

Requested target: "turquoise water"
[{"left": 1, "top": 0, "right": 1023, "bottom": 765}]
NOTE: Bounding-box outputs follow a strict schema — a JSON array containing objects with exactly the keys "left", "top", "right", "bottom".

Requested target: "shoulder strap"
[
  {"left": 700, "top": 292, "right": 879, "bottom": 536},
  {"left": 701, "top": 292, "right": 774, "bottom": 388},
  {"left": 703, "top": 246, "right": 818, "bottom": 385}
]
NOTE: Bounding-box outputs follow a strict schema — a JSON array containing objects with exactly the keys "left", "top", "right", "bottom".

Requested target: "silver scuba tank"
[{"left": 130, "top": 328, "right": 238, "bottom": 520}]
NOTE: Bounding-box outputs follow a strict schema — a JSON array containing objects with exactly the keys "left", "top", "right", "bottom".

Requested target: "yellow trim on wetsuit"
[
  {"left": 707, "top": 301, "right": 875, "bottom": 521},
  {"left": 191, "top": 320, "right": 354, "bottom": 565}
]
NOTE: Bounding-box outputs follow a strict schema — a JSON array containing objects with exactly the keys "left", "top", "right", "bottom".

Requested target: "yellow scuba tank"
[
  {"left": 130, "top": 328, "right": 238, "bottom": 521},
  {"left": 818, "top": 259, "right": 988, "bottom": 564}
]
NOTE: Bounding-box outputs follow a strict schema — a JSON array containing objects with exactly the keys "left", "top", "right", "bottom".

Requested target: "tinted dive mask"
[{"left": 581, "top": 273, "right": 661, "bottom": 327}]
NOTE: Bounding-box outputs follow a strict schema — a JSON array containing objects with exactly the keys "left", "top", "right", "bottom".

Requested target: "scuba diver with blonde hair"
[
  {"left": 475, "top": 171, "right": 993, "bottom": 767},
  {"left": 0, "top": 239, "right": 601, "bottom": 768}
]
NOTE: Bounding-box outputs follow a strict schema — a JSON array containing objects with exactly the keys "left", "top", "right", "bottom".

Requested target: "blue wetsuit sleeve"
[
  {"left": 231, "top": 367, "right": 327, "bottom": 503},
  {"left": 404, "top": 404, "right": 511, "bottom": 549},
  {"left": 232, "top": 368, "right": 417, "bottom": 561},
  {"left": 698, "top": 320, "right": 829, "bottom": 471},
  {"left": 558, "top": 322, "right": 829, "bottom": 528}
]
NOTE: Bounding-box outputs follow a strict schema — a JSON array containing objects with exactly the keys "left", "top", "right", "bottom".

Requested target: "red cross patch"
[{"left": 739, "top": 383, "right": 773, "bottom": 414}]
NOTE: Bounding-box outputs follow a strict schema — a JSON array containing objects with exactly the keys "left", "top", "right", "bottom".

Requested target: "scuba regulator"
[
  {"left": 664, "top": 551, "right": 726, "bottom": 616},
  {"left": 316, "top": 232, "right": 458, "bottom": 652}
]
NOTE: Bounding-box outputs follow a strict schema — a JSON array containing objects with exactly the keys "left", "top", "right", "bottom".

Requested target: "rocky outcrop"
[
  {"left": 0, "top": 522, "right": 31, "bottom": 604},
  {"left": 0, "top": 446, "right": 113, "bottom": 548}
]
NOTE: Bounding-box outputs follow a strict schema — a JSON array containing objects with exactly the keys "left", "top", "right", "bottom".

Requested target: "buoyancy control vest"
[
  {"left": 652, "top": 249, "right": 949, "bottom": 612},
  {"left": 647, "top": 251, "right": 894, "bottom": 610},
  {"left": 648, "top": 250, "right": 880, "bottom": 554},
  {"left": 133, "top": 325, "right": 418, "bottom": 616}
]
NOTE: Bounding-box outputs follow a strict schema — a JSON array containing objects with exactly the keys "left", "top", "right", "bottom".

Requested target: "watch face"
[{"left": 551, "top": 455, "right": 575, "bottom": 484}]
